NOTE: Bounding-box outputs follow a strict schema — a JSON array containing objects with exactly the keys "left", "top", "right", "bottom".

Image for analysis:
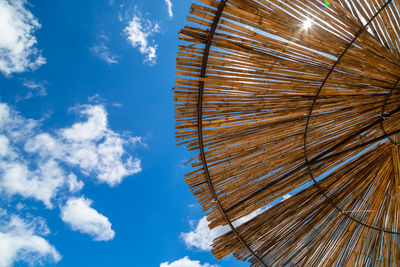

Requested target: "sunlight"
[{"left": 303, "top": 18, "right": 313, "bottom": 30}]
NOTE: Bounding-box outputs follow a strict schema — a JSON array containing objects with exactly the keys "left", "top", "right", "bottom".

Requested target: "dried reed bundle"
[{"left": 175, "top": 0, "right": 400, "bottom": 265}]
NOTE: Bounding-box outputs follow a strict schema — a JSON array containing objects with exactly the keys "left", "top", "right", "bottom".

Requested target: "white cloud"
[
  {"left": 160, "top": 257, "right": 219, "bottom": 267},
  {"left": 1, "top": 101, "right": 140, "bottom": 208},
  {"left": 87, "top": 93, "right": 103, "bottom": 104},
  {"left": 61, "top": 197, "right": 115, "bottom": 241},
  {"left": 0, "top": 134, "right": 10, "bottom": 157},
  {"left": 90, "top": 43, "right": 119, "bottom": 65},
  {"left": 0, "top": 102, "right": 37, "bottom": 142},
  {"left": 67, "top": 173, "right": 84, "bottom": 193},
  {"left": 0, "top": 159, "right": 65, "bottom": 208},
  {"left": 181, "top": 217, "right": 222, "bottom": 251},
  {"left": 26, "top": 104, "right": 142, "bottom": 186},
  {"left": 0, "top": 104, "right": 64, "bottom": 208},
  {"left": 181, "top": 206, "right": 269, "bottom": 251},
  {"left": 60, "top": 104, "right": 141, "bottom": 185},
  {"left": 15, "top": 203, "right": 25, "bottom": 211},
  {"left": 0, "top": 212, "right": 61, "bottom": 267},
  {"left": 124, "top": 14, "right": 160, "bottom": 65},
  {"left": 0, "top": 103, "right": 141, "bottom": 265},
  {"left": 22, "top": 80, "right": 46, "bottom": 92},
  {"left": 165, "top": 0, "right": 173, "bottom": 18},
  {"left": 0, "top": 0, "right": 45, "bottom": 76},
  {"left": 282, "top": 194, "right": 292, "bottom": 200},
  {"left": 0, "top": 101, "right": 142, "bottom": 264},
  {"left": 62, "top": 105, "right": 108, "bottom": 141}
]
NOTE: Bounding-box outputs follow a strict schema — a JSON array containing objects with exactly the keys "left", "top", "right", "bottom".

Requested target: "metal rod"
[
  {"left": 302, "top": 0, "right": 399, "bottom": 234},
  {"left": 380, "top": 78, "right": 400, "bottom": 145},
  {"left": 195, "top": 0, "right": 268, "bottom": 265}
]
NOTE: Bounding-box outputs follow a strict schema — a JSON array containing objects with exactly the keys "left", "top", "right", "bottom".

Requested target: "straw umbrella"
[{"left": 174, "top": 0, "right": 400, "bottom": 265}]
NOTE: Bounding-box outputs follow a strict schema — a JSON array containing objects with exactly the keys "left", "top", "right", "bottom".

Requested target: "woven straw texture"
[{"left": 175, "top": 0, "right": 400, "bottom": 265}]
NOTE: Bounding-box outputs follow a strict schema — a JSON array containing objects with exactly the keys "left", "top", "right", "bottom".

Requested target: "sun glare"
[{"left": 303, "top": 18, "right": 313, "bottom": 30}]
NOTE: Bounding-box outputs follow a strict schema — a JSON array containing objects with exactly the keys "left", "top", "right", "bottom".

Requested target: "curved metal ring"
[
  {"left": 195, "top": 0, "right": 268, "bottom": 265},
  {"left": 380, "top": 79, "right": 400, "bottom": 145},
  {"left": 303, "top": 0, "right": 400, "bottom": 234}
]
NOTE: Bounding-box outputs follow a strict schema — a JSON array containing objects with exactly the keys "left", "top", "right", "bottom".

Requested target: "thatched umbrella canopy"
[{"left": 174, "top": 0, "right": 400, "bottom": 265}]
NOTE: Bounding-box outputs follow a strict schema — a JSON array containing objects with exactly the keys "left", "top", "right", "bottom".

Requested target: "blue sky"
[{"left": 0, "top": 0, "right": 256, "bottom": 266}]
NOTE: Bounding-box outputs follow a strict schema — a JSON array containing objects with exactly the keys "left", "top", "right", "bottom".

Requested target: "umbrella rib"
[
  {"left": 380, "top": 78, "right": 400, "bottom": 145},
  {"left": 196, "top": 0, "right": 268, "bottom": 265},
  {"left": 303, "top": 0, "right": 400, "bottom": 234},
  {"left": 225, "top": 102, "right": 400, "bottom": 214}
]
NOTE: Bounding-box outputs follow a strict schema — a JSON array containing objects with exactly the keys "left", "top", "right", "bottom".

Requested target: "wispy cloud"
[
  {"left": 61, "top": 197, "right": 115, "bottom": 241},
  {"left": 160, "top": 257, "right": 219, "bottom": 267},
  {"left": 165, "top": 0, "right": 173, "bottom": 19},
  {"left": 90, "top": 43, "right": 119, "bottom": 65},
  {"left": 87, "top": 93, "right": 103, "bottom": 104},
  {"left": 124, "top": 13, "right": 160, "bottom": 65},
  {"left": 16, "top": 80, "right": 47, "bottom": 102},
  {"left": 22, "top": 80, "right": 47, "bottom": 93},
  {"left": 0, "top": 0, "right": 46, "bottom": 76}
]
